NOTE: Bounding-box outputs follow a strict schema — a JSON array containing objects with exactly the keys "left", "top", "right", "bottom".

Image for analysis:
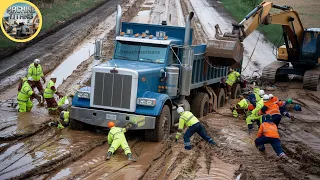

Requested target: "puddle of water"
[
  {"left": 132, "top": 10, "right": 151, "bottom": 24},
  {"left": 50, "top": 168, "right": 71, "bottom": 180}
]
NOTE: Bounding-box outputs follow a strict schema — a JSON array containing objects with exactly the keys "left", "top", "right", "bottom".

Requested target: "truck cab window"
[
  {"left": 114, "top": 41, "right": 168, "bottom": 63},
  {"left": 168, "top": 47, "right": 179, "bottom": 65}
]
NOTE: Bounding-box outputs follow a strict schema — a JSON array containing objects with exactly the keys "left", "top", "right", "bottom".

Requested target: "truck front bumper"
[{"left": 70, "top": 106, "right": 156, "bottom": 129}]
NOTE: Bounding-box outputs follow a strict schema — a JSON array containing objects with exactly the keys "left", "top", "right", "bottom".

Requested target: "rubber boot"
[
  {"left": 184, "top": 145, "right": 192, "bottom": 150},
  {"left": 105, "top": 151, "right": 112, "bottom": 160},
  {"left": 127, "top": 153, "right": 136, "bottom": 162},
  {"left": 258, "top": 145, "right": 265, "bottom": 152}
]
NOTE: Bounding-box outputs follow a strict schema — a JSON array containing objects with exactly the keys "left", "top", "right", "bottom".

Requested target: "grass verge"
[{"left": 219, "top": 0, "right": 282, "bottom": 45}]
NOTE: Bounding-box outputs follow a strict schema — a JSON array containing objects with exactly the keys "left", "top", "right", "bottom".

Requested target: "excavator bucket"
[{"left": 205, "top": 38, "right": 244, "bottom": 68}]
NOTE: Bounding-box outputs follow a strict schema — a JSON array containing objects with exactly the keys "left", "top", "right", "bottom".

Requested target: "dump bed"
[{"left": 190, "top": 44, "right": 240, "bottom": 89}]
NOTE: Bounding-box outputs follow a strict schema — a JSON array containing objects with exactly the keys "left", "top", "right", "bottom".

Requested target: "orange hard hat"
[
  {"left": 108, "top": 122, "right": 115, "bottom": 128},
  {"left": 248, "top": 104, "right": 255, "bottom": 111}
]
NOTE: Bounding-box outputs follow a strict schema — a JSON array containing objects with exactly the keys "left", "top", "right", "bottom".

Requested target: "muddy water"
[{"left": 132, "top": 0, "right": 154, "bottom": 23}]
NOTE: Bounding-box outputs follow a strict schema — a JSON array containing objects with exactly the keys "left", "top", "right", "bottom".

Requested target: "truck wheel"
[
  {"left": 231, "top": 83, "right": 241, "bottom": 99},
  {"left": 145, "top": 105, "right": 171, "bottom": 142},
  {"left": 191, "top": 92, "right": 209, "bottom": 118},
  {"left": 70, "top": 119, "right": 84, "bottom": 131},
  {"left": 217, "top": 88, "right": 226, "bottom": 108}
]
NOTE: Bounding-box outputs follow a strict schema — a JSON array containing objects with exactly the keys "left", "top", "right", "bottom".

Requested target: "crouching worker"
[
  {"left": 17, "top": 77, "right": 42, "bottom": 112},
  {"left": 48, "top": 110, "right": 70, "bottom": 129},
  {"left": 255, "top": 114, "right": 289, "bottom": 160},
  {"left": 44, "top": 74, "right": 63, "bottom": 114},
  {"left": 175, "top": 107, "right": 216, "bottom": 150},
  {"left": 231, "top": 95, "right": 248, "bottom": 117},
  {"left": 106, "top": 122, "right": 136, "bottom": 162}
]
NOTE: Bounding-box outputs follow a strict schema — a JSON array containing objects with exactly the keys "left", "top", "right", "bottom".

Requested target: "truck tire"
[
  {"left": 191, "top": 92, "right": 209, "bottom": 118},
  {"left": 231, "top": 83, "right": 241, "bottom": 99},
  {"left": 217, "top": 88, "right": 226, "bottom": 108},
  {"left": 145, "top": 105, "right": 171, "bottom": 142},
  {"left": 70, "top": 119, "right": 84, "bottom": 131}
]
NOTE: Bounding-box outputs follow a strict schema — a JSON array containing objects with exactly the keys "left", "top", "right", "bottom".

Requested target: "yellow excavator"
[{"left": 206, "top": 1, "right": 320, "bottom": 91}]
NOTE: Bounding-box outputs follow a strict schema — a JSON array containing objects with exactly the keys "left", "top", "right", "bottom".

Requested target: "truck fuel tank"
[
  {"left": 205, "top": 38, "right": 244, "bottom": 68},
  {"left": 165, "top": 66, "right": 179, "bottom": 97}
]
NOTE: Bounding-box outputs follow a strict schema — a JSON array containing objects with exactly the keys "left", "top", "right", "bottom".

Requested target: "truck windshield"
[
  {"left": 302, "top": 32, "right": 318, "bottom": 53},
  {"left": 114, "top": 41, "right": 167, "bottom": 63}
]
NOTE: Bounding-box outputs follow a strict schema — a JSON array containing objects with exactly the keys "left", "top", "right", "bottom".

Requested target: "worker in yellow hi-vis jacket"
[
  {"left": 106, "top": 122, "right": 136, "bottom": 161},
  {"left": 175, "top": 107, "right": 216, "bottom": 150}
]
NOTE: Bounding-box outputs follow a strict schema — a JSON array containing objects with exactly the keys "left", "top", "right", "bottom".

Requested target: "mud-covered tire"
[
  {"left": 70, "top": 119, "right": 84, "bottom": 131},
  {"left": 231, "top": 83, "right": 241, "bottom": 99},
  {"left": 145, "top": 105, "right": 171, "bottom": 142},
  {"left": 191, "top": 92, "right": 209, "bottom": 118},
  {"left": 217, "top": 88, "right": 226, "bottom": 108}
]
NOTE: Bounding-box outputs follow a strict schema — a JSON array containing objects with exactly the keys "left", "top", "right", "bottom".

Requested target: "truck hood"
[{"left": 102, "top": 59, "right": 164, "bottom": 74}]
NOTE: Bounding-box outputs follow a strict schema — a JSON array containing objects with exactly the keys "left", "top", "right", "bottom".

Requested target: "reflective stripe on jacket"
[
  {"left": 257, "top": 122, "right": 280, "bottom": 138},
  {"left": 17, "top": 82, "right": 33, "bottom": 102},
  {"left": 28, "top": 63, "right": 44, "bottom": 81},
  {"left": 44, "top": 80, "right": 56, "bottom": 98},
  {"left": 108, "top": 127, "right": 126, "bottom": 144},
  {"left": 178, "top": 111, "right": 199, "bottom": 130},
  {"left": 60, "top": 111, "right": 70, "bottom": 122},
  {"left": 226, "top": 71, "right": 240, "bottom": 86}
]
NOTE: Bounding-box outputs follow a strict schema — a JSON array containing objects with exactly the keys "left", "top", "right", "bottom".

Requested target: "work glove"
[
  {"left": 125, "top": 122, "right": 134, "bottom": 129},
  {"left": 248, "top": 124, "right": 253, "bottom": 135}
]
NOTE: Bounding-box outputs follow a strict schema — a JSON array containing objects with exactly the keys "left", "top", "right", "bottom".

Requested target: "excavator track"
[
  {"left": 303, "top": 66, "right": 320, "bottom": 91},
  {"left": 261, "top": 61, "right": 289, "bottom": 84}
]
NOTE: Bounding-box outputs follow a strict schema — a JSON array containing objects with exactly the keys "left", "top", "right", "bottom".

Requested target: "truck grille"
[{"left": 93, "top": 72, "right": 132, "bottom": 109}]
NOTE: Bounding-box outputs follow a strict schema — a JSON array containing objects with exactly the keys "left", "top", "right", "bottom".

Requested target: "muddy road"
[{"left": 0, "top": 0, "right": 320, "bottom": 179}]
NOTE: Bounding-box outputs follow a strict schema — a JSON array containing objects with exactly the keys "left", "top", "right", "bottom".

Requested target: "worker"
[
  {"left": 17, "top": 77, "right": 28, "bottom": 92},
  {"left": 260, "top": 95, "right": 282, "bottom": 126},
  {"left": 57, "top": 95, "right": 73, "bottom": 112},
  {"left": 246, "top": 93, "right": 264, "bottom": 134},
  {"left": 226, "top": 68, "right": 240, "bottom": 97},
  {"left": 44, "top": 74, "right": 63, "bottom": 114},
  {"left": 48, "top": 101, "right": 70, "bottom": 129},
  {"left": 28, "top": 59, "right": 46, "bottom": 98},
  {"left": 17, "top": 77, "right": 41, "bottom": 112},
  {"left": 175, "top": 107, "right": 216, "bottom": 150},
  {"left": 255, "top": 114, "right": 289, "bottom": 160},
  {"left": 106, "top": 122, "right": 136, "bottom": 161},
  {"left": 231, "top": 95, "right": 248, "bottom": 117}
]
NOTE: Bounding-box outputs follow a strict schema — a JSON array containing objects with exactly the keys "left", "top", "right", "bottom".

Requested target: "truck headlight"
[
  {"left": 77, "top": 90, "right": 90, "bottom": 99},
  {"left": 137, "top": 98, "right": 156, "bottom": 107}
]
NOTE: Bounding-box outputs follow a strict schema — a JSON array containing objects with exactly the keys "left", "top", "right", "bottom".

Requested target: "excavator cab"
[{"left": 300, "top": 29, "right": 320, "bottom": 66}]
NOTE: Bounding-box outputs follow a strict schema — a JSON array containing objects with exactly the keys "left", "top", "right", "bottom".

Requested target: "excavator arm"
[{"left": 206, "top": 1, "right": 305, "bottom": 67}]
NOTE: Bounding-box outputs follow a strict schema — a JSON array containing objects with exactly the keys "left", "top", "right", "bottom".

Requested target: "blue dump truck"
[{"left": 70, "top": 5, "right": 243, "bottom": 141}]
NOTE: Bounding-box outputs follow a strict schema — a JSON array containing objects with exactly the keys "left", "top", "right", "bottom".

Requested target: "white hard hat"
[
  {"left": 34, "top": 59, "right": 40, "bottom": 64},
  {"left": 64, "top": 99, "right": 69, "bottom": 105},
  {"left": 177, "top": 107, "right": 184, "bottom": 114},
  {"left": 259, "top": 90, "right": 265, "bottom": 96},
  {"left": 27, "top": 77, "right": 34, "bottom": 81},
  {"left": 269, "top": 94, "right": 273, "bottom": 98},
  {"left": 263, "top": 94, "right": 270, "bottom": 100},
  {"left": 50, "top": 74, "right": 57, "bottom": 79}
]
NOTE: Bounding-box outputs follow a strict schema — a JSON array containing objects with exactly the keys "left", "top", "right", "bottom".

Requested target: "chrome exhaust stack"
[{"left": 115, "top": 4, "right": 122, "bottom": 36}]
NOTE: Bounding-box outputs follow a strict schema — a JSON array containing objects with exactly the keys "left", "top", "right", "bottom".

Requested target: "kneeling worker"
[
  {"left": 17, "top": 77, "right": 42, "bottom": 112},
  {"left": 231, "top": 95, "right": 248, "bottom": 117},
  {"left": 106, "top": 122, "right": 136, "bottom": 161},
  {"left": 176, "top": 107, "right": 216, "bottom": 150},
  {"left": 255, "top": 114, "right": 289, "bottom": 160},
  {"left": 246, "top": 94, "right": 264, "bottom": 134},
  {"left": 48, "top": 100, "right": 71, "bottom": 129}
]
